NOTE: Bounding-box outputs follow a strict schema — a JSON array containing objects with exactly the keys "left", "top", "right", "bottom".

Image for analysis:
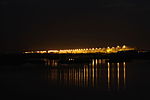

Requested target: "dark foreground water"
[{"left": 0, "top": 59, "right": 150, "bottom": 100}]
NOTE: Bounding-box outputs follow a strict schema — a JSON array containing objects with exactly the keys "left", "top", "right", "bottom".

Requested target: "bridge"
[{"left": 25, "top": 45, "right": 135, "bottom": 54}]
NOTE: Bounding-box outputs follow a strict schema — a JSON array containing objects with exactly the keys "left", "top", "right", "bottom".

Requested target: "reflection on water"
[
  {"left": 43, "top": 59, "right": 58, "bottom": 67},
  {"left": 43, "top": 59, "right": 126, "bottom": 90}
]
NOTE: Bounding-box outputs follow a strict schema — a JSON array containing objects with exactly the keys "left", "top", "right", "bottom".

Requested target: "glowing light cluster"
[{"left": 25, "top": 45, "right": 135, "bottom": 54}]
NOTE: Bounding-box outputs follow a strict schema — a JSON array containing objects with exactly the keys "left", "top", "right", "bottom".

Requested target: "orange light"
[{"left": 24, "top": 45, "right": 135, "bottom": 54}]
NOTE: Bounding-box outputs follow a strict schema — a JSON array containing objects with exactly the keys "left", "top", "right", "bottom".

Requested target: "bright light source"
[
  {"left": 24, "top": 45, "right": 135, "bottom": 54},
  {"left": 122, "top": 45, "right": 126, "bottom": 49}
]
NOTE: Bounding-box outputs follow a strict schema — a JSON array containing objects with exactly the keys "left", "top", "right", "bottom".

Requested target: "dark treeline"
[{"left": 0, "top": 50, "right": 150, "bottom": 67}]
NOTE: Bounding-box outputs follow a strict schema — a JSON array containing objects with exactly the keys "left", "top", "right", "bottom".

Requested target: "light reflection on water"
[{"left": 43, "top": 59, "right": 126, "bottom": 90}]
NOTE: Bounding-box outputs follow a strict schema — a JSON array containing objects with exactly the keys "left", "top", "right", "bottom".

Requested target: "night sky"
[{"left": 1, "top": 0, "right": 150, "bottom": 53}]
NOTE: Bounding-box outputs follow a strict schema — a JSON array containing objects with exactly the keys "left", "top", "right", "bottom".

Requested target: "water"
[{"left": 0, "top": 59, "right": 150, "bottom": 99}]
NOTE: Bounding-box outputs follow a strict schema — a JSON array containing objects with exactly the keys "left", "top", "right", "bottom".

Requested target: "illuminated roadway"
[{"left": 25, "top": 45, "right": 135, "bottom": 54}]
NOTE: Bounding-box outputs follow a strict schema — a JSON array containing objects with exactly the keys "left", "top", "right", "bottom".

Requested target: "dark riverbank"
[{"left": 0, "top": 50, "right": 150, "bottom": 66}]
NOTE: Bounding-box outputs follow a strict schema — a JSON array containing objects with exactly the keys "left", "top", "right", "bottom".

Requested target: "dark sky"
[{"left": 1, "top": 0, "right": 150, "bottom": 52}]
